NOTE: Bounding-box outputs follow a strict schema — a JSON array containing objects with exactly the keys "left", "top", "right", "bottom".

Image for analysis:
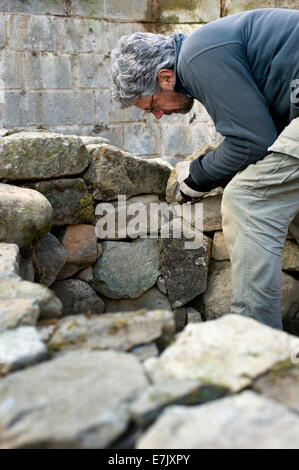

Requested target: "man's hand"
[{"left": 173, "top": 160, "right": 211, "bottom": 204}]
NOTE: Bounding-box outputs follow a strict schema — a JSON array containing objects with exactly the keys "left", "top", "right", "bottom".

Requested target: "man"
[{"left": 111, "top": 8, "right": 299, "bottom": 330}]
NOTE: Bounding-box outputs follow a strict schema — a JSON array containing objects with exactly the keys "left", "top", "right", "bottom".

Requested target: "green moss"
[
  {"left": 48, "top": 338, "right": 69, "bottom": 353},
  {"left": 20, "top": 219, "right": 52, "bottom": 255},
  {"left": 39, "top": 264, "right": 46, "bottom": 283},
  {"left": 76, "top": 192, "right": 93, "bottom": 221},
  {"left": 0, "top": 219, "right": 6, "bottom": 238},
  {"left": 48, "top": 333, "right": 87, "bottom": 352},
  {"left": 159, "top": 0, "right": 199, "bottom": 23},
  {"left": 160, "top": 0, "right": 198, "bottom": 10},
  {"left": 149, "top": 391, "right": 175, "bottom": 402},
  {"left": 253, "top": 359, "right": 299, "bottom": 386},
  {"left": 85, "top": 309, "right": 93, "bottom": 318},
  {"left": 148, "top": 384, "right": 228, "bottom": 407},
  {"left": 160, "top": 13, "right": 180, "bottom": 23},
  {"left": 75, "top": 181, "right": 87, "bottom": 192},
  {"left": 109, "top": 310, "right": 146, "bottom": 335},
  {"left": 271, "top": 358, "right": 297, "bottom": 372}
]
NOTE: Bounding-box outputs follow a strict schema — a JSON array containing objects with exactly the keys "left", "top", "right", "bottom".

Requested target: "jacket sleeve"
[{"left": 179, "top": 43, "right": 278, "bottom": 186}]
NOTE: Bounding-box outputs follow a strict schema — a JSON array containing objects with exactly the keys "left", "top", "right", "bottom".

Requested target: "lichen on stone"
[{"left": 76, "top": 192, "right": 93, "bottom": 221}]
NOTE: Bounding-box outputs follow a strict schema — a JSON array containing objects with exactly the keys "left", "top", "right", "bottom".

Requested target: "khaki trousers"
[{"left": 221, "top": 117, "right": 299, "bottom": 329}]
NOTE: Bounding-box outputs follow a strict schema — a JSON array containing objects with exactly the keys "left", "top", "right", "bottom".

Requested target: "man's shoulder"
[
  {"left": 179, "top": 8, "right": 298, "bottom": 63},
  {"left": 179, "top": 12, "right": 247, "bottom": 62}
]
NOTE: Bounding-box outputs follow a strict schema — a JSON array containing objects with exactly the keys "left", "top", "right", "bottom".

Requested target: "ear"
[{"left": 157, "top": 69, "right": 175, "bottom": 91}]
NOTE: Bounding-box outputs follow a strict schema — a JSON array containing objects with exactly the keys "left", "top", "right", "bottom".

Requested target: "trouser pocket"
[{"left": 267, "top": 116, "right": 299, "bottom": 159}]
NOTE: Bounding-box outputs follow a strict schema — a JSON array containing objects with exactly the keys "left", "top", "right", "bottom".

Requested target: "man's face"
[
  {"left": 134, "top": 68, "right": 194, "bottom": 120},
  {"left": 135, "top": 91, "right": 194, "bottom": 120}
]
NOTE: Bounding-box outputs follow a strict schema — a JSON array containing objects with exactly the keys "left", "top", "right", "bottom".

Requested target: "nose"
[{"left": 153, "top": 110, "right": 164, "bottom": 120}]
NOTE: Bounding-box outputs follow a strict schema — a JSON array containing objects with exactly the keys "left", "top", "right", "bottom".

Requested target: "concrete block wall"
[{"left": 0, "top": 1, "right": 298, "bottom": 163}]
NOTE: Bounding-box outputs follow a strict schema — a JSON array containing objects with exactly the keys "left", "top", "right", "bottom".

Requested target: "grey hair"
[{"left": 111, "top": 32, "right": 176, "bottom": 108}]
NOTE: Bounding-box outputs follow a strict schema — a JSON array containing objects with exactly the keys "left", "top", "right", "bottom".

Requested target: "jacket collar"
[{"left": 172, "top": 33, "right": 191, "bottom": 95}]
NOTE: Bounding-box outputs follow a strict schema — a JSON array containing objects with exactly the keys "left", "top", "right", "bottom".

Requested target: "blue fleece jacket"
[{"left": 172, "top": 8, "right": 299, "bottom": 188}]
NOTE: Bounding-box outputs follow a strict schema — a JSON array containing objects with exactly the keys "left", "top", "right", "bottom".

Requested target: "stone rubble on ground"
[
  {"left": 136, "top": 391, "right": 299, "bottom": 449},
  {"left": 46, "top": 309, "right": 175, "bottom": 353},
  {"left": 144, "top": 314, "right": 299, "bottom": 393},
  {"left": 0, "top": 350, "right": 148, "bottom": 449}
]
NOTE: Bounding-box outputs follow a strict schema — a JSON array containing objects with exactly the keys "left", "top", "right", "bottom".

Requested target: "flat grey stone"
[
  {"left": 95, "top": 194, "right": 160, "bottom": 239},
  {"left": 51, "top": 279, "right": 105, "bottom": 316},
  {"left": 0, "top": 132, "right": 91, "bottom": 180},
  {"left": 0, "top": 350, "right": 148, "bottom": 448},
  {"left": 47, "top": 309, "right": 175, "bottom": 353},
  {"left": 172, "top": 192, "right": 223, "bottom": 232},
  {"left": 0, "top": 326, "right": 48, "bottom": 375},
  {"left": 144, "top": 314, "right": 299, "bottom": 393},
  {"left": 160, "top": 218, "right": 211, "bottom": 308},
  {"left": 103, "top": 287, "right": 171, "bottom": 313},
  {"left": 82, "top": 144, "right": 170, "bottom": 201},
  {"left": 136, "top": 391, "right": 299, "bottom": 449},
  {"left": 166, "top": 144, "right": 217, "bottom": 204},
  {"left": 92, "top": 239, "right": 160, "bottom": 299}
]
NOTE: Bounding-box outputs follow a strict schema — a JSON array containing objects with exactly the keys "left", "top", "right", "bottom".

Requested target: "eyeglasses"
[{"left": 144, "top": 95, "right": 154, "bottom": 113}]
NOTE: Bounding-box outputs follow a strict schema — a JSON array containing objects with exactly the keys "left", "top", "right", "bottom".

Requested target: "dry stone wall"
[
  {"left": 1, "top": 1, "right": 298, "bottom": 164},
  {"left": 0, "top": 130, "right": 298, "bottom": 448}
]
